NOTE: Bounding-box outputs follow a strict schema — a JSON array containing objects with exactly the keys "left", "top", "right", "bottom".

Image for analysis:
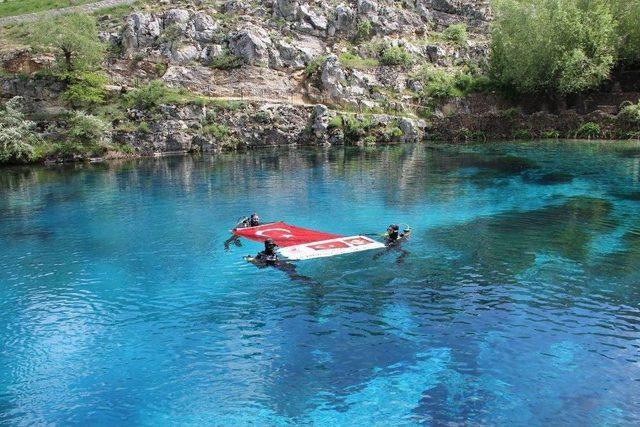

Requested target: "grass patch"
[
  {"left": 0, "top": 0, "right": 96, "bottom": 18},
  {"left": 338, "top": 52, "right": 379, "bottom": 69}
]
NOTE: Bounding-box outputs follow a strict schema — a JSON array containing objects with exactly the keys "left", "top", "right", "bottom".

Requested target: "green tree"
[
  {"left": 29, "top": 13, "right": 105, "bottom": 72},
  {"left": 610, "top": 0, "right": 640, "bottom": 65},
  {"left": 0, "top": 97, "right": 41, "bottom": 164},
  {"left": 490, "top": 0, "right": 616, "bottom": 94}
]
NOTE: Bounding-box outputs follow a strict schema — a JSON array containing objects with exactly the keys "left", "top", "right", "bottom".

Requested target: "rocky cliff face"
[
  {"left": 106, "top": 0, "right": 490, "bottom": 109},
  {"left": 1, "top": 0, "right": 490, "bottom": 158}
]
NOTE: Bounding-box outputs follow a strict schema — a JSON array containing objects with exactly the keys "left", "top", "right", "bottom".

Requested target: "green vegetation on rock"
[
  {"left": 0, "top": 97, "right": 41, "bottom": 164},
  {"left": 380, "top": 45, "right": 413, "bottom": 68},
  {"left": 442, "top": 23, "right": 467, "bottom": 45},
  {"left": 62, "top": 71, "right": 107, "bottom": 109},
  {"left": 338, "top": 52, "right": 379, "bottom": 69},
  {"left": 355, "top": 19, "right": 373, "bottom": 43},
  {"left": 490, "top": 0, "right": 633, "bottom": 95},
  {"left": 618, "top": 101, "right": 640, "bottom": 124},
  {"left": 28, "top": 13, "right": 105, "bottom": 72},
  {"left": 0, "top": 0, "right": 95, "bottom": 18}
]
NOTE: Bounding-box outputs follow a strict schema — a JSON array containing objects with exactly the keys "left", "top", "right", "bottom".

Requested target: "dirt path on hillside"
[{"left": 0, "top": 0, "right": 135, "bottom": 26}]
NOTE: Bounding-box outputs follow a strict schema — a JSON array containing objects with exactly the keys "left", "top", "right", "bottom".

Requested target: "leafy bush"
[
  {"left": 0, "top": 97, "right": 41, "bottom": 164},
  {"left": 414, "top": 67, "right": 460, "bottom": 99},
  {"left": 138, "top": 122, "right": 151, "bottom": 134},
  {"left": 490, "top": 0, "right": 616, "bottom": 94},
  {"left": 363, "top": 135, "right": 377, "bottom": 145},
  {"left": 618, "top": 101, "right": 640, "bottom": 124},
  {"left": 62, "top": 71, "right": 107, "bottom": 108},
  {"left": 124, "top": 81, "right": 179, "bottom": 110},
  {"left": 380, "top": 45, "right": 413, "bottom": 68},
  {"left": 442, "top": 23, "right": 467, "bottom": 45},
  {"left": 541, "top": 130, "right": 561, "bottom": 139},
  {"left": 576, "top": 122, "right": 601, "bottom": 139},
  {"left": 355, "top": 20, "right": 372, "bottom": 42},
  {"left": 338, "top": 52, "right": 379, "bottom": 69},
  {"left": 513, "top": 129, "right": 532, "bottom": 139},
  {"left": 202, "top": 123, "right": 230, "bottom": 139},
  {"left": 385, "top": 126, "right": 404, "bottom": 140},
  {"left": 455, "top": 127, "right": 487, "bottom": 142},
  {"left": 328, "top": 115, "right": 343, "bottom": 129},
  {"left": 413, "top": 66, "right": 490, "bottom": 100},
  {"left": 209, "top": 52, "right": 243, "bottom": 70},
  {"left": 305, "top": 55, "right": 327, "bottom": 78},
  {"left": 67, "top": 111, "right": 109, "bottom": 148}
]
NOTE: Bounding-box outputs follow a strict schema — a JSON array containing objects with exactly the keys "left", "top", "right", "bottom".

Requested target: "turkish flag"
[{"left": 233, "top": 222, "right": 342, "bottom": 247}]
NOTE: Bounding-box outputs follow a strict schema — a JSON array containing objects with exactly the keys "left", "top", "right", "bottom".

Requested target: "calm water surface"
[{"left": 1, "top": 141, "right": 640, "bottom": 425}]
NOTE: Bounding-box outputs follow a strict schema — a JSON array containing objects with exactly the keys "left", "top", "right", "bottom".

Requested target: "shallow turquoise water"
[{"left": 1, "top": 141, "right": 640, "bottom": 425}]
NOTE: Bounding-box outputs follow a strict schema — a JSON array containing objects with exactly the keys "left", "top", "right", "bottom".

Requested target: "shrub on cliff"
[
  {"left": 576, "top": 122, "right": 601, "bottom": 139},
  {"left": 62, "top": 72, "right": 108, "bottom": 109},
  {"left": 209, "top": 51, "right": 243, "bottom": 70},
  {"left": 380, "top": 45, "right": 413, "bottom": 68},
  {"left": 338, "top": 52, "right": 379, "bottom": 69},
  {"left": 413, "top": 66, "right": 488, "bottom": 100},
  {"left": 442, "top": 23, "right": 467, "bottom": 45},
  {"left": 0, "top": 97, "right": 41, "bottom": 164},
  {"left": 618, "top": 101, "right": 640, "bottom": 124},
  {"left": 355, "top": 20, "right": 373, "bottom": 43},
  {"left": 124, "top": 81, "right": 183, "bottom": 110},
  {"left": 29, "top": 14, "right": 105, "bottom": 73},
  {"left": 55, "top": 112, "right": 110, "bottom": 158},
  {"left": 490, "top": 0, "right": 616, "bottom": 94}
]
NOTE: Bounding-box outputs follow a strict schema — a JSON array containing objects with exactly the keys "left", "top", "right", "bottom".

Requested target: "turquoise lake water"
[{"left": 1, "top": 141, "right": 640, "bottom": 425}]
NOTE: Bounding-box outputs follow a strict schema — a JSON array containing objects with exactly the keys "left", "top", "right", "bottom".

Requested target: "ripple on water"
[{"left": 1, "top": 143, "right": 640, "bottom": 424}]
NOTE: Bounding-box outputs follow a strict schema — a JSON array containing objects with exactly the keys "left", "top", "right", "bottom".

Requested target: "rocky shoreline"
[{"left": 1, "top": 0, "right": 639, "bottom": 165}]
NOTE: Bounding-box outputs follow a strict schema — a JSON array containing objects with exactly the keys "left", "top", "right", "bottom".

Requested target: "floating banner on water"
[
  {"left": 233, "top": 222, "right": 385, "bottom": 260},
  {"left": 278, "top": 236, "right": 385, "bottom": 260},
  {"left": 233, "top": 222, "right": 341, "bottom": 247}
]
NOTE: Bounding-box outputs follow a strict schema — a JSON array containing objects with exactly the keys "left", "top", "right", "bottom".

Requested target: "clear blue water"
[{"left": 1, "top": 141, "right": 640, "bottom": 425}]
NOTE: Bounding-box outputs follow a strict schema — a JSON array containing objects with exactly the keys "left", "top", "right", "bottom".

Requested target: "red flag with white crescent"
[{"left": 233, "top": 222, "right": 342, "bottom": 247}]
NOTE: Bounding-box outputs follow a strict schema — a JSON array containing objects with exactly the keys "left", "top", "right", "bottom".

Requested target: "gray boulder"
[
  {"left": 121, "top": 12, "right": 161, "bottom": 52},
  {"left": 398, "top": 117, "right": 426, "bottom": 143},
  {"left": 320, "top": 55, "right": 347, "bottom": 101},
  {"left": 333, "top": 5, "right": 354, "bottom": 33},
  {"left": 229, "top": 27, "right": 272, "bottom": 66},
  {"left": 299, "top": 4, "right": 328, "bottom": 31},
  {"left": 192, "top": 12, "right": 218, "bottom": 43},
  {"left": 274, "top": 0, "right": 299, "bottom": 20},
  {"left": 357, "top": 0, "right": 378, "bottom": 16},
  {"left": 170, "top": 44, "right": 200, "bottom": 63},
  {"left": 163, "top": 9, "right": 190, "bottom": 30}
]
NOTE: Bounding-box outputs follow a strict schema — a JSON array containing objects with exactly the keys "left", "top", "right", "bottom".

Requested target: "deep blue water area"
[{"left": 1, "top": 141, "right": 640, "bottom": 425}]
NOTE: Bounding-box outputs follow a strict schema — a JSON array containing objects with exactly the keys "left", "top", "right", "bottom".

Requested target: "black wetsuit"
[
  {"left": 257, "top": 241, "right": 278, "bottom": 263},
  {"left": 375, "top": 229, "right": 410, "bottom": 264}
]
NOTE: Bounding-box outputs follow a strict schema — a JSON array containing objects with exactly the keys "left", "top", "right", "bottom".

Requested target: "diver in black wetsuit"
[
  {"left": 374, "top": 224, "right": 411, "bottom": 264},
  {"left": 247, "top": 238, "right": 316, "bottom": 284},
  {"left": 249, "top": 213, "right": 260, "bottom": 227},
  {"left": 224, "top": 213, "right": 261, "bottom": 250},
  {"left": 256, "top": 238, "right": 278, "bottom": 263}
]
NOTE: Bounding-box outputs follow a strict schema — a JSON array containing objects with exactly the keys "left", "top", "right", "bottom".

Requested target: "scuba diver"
[
  {"left": 385, "top": 224, "right": 410, "bottom": 244},
  {"left": 245, "top": 238, "right": 316, "bottom": 284},
  {"left": 374, "top": 224, "right": 411, "bottom": 264},
  {"left": 224, "top": 213, "right": 261, "bottom": 250},
  {"left": 249, "top": 213, "right": 260, "bottom": 227},
  {"left": 255, "top": 238, "right": 278, "bottom": 264}
]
